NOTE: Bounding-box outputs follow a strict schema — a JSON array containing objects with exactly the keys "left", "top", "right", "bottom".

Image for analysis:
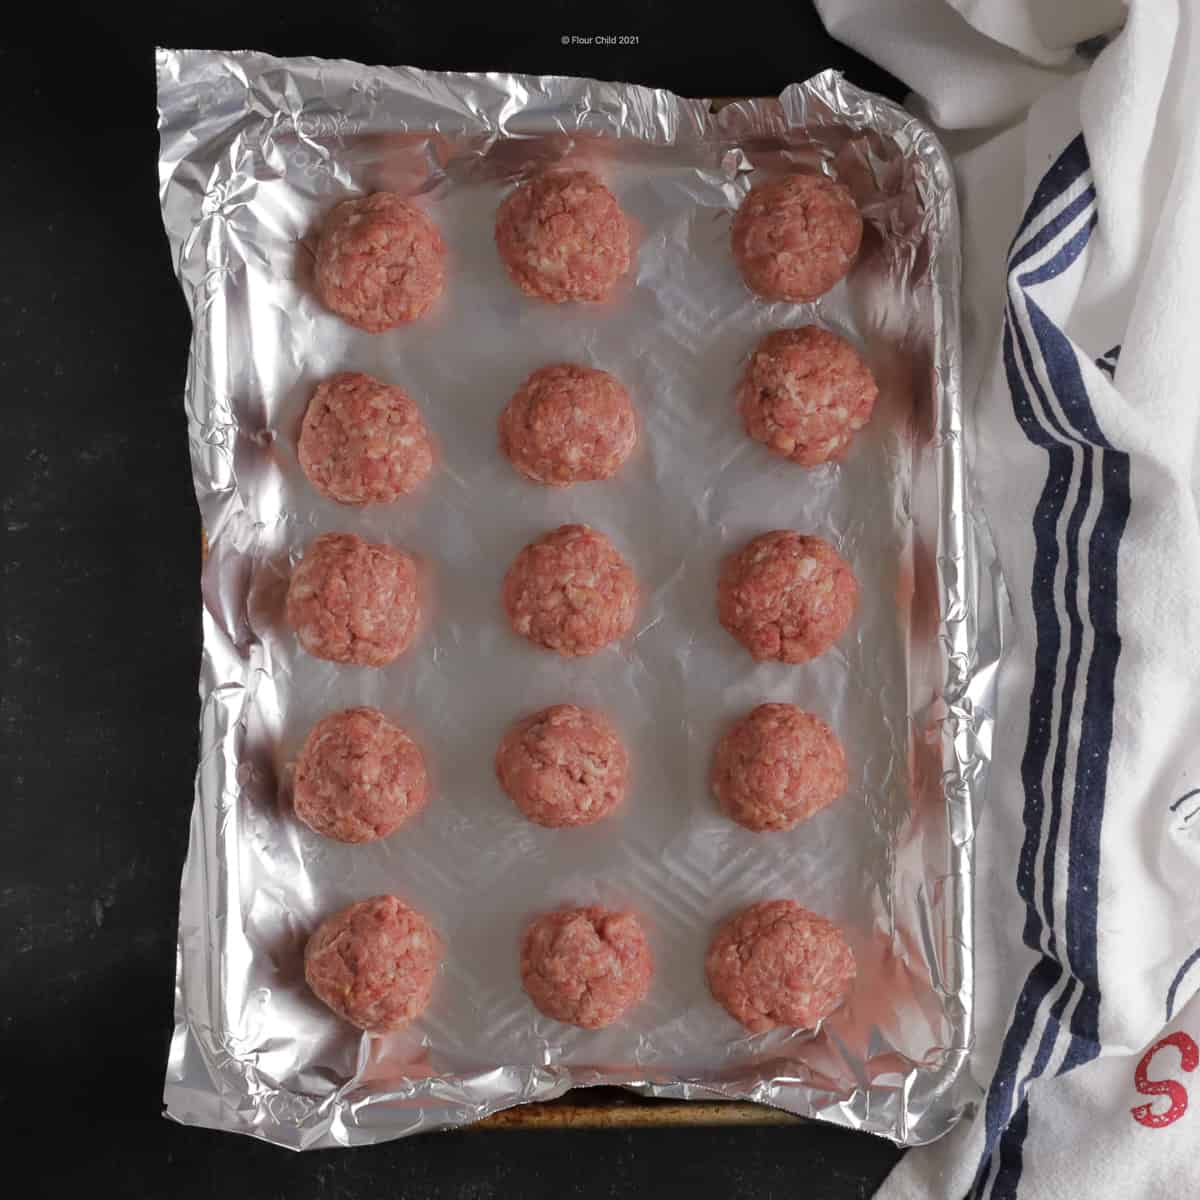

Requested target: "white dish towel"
[{"left": 814, "top": 1, "right": 1200, "bottom": 1195}]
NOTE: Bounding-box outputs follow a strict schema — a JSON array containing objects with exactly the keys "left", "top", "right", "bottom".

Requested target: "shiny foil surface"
[{"left": 156, "top": 48, "right": 1003, "bottom": 1150}]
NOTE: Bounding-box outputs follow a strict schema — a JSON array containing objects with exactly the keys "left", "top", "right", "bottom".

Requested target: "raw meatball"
[
  {"left": 286, "top": 532, "right": 420, "bottom": 667},
  {"left": 495, "top": 170, "right": 633, "bottom": 303},
  {"left": 705, "top": 900, "right": 855, "bottom": 1033},
  {"left": 712, "top": 704, "right": 846, "bottom": 832},
  {"left": 315, "top": 193, "right": 445, "bottom": 331},
  {"left": 496, "top": 705, "right": 628, "bottom": 828},
  {"left": 294, "top": 707, "right": 428, "bottom": 843},
  {"left": 500, "top": 363, "right": 636, "bottom": 486},
  {"left": 718, "top": 531, "right": 856, "bottom": 663},
  {"left": 305, "top": 895, "right": 441, "bottom": 1033},
  {"left": 520, "top": 906, "right": 653, "bottom": 1028},
  {"left": 299, "top": 372, "right": 434, "bottom": 505},
  {"left": 503, "top": 524, "right": 637, "bottom": 656},
  {"left": 738, "top": 327, "right": 877, "bottom": 466},
  {"left": 732, "top": 174, "right": 862, "bottom": 303}
]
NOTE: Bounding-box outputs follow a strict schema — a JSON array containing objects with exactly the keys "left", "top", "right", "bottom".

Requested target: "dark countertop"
[{"left": 2, "top": 6, "right": 905, "bottom": 1196}]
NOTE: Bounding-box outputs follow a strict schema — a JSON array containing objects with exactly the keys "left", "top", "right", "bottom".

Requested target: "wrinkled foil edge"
[{"left": 156, "top": 47, "right": 1001, "bottom": 1150}]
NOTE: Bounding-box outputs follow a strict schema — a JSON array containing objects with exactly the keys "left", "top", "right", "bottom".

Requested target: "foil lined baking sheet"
[{"left": 156, "top": 48, "right": 1002, "bottom": 1149}]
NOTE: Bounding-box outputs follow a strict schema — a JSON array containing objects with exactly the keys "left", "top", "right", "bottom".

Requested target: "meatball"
[
  {"left": 314, "top": 193, "right": 445, "bottom": 331},
  {"left": 299, "top": 372, "right": 435, "bottom": 505},
  {"left": 286, "top": 532, "right": 420, "bottom": 667},
  {"left": 496, "top": 705, "right": 628, "bottom": 828},
  {"left": 495, "top": 169, "right": 633, "bottom": 303},
  {"left": 503, "top": 524, "right": 637, "bottom": 656},
  {"left": 293, "top": 707, "right": 428, "bottom": 843},
  {"left": 520, "top": 906, "right": 653, "bottom": 1028},
  {"left": 712, "top": 704, "right": 846, "bottom": 832},
  {"left": 738, "top": 327, "right": 877, "bottom": 466},
  {"left": 732, "top": 174, "right": 862, "bottom": 303},
  {"left": 705, "top": 900, "right": 855, "bottom": 1033},
  {"left": 717, "top": 531, "right": 856, "bottom": 663},
  {"left": 304, "top": 895, "right": 441, "bottom": 1033},
  {"left": 500, "top": 363, "right": 636, "bottom": 486}
]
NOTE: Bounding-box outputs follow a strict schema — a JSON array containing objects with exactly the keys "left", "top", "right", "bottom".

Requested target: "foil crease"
[{"left": 156, "top": 48, "right": 1002, "bottom": 1150}]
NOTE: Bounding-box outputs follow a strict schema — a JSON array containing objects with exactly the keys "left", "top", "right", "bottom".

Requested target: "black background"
[{"left": 2, "top": 5, "right": 907, "bottom": 1196}]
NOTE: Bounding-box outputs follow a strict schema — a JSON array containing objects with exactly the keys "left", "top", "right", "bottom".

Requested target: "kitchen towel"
[{"left": 814, "top": 1, "right": 1200, "bottom": 1196}]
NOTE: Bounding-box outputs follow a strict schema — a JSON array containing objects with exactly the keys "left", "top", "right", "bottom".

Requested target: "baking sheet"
[{"left": 157, "top": 49, "right": 1002, "bottom": 1149}]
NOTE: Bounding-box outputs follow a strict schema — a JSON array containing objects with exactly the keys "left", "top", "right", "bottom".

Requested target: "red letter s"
[{"left": 1131, "top": 1033, "right": 1199, "bottom": 1129}]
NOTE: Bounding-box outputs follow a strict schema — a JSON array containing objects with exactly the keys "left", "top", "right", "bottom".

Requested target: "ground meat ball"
[
  {"left": 520, "top": 906, "right": 653, "bottom": 1028},
  {"left": 738, "top": 327, "right": 878, "bottom": 466},
  {"left": 298, "top": 372, "right": 434, "bottom": 505},
  {"left": 712, "top": 704, "right": 847, "bottom": 832},
  {"left": 717, "top": 531, "right": 856, "bottom": 663},
  {"left": 496, "top": 705, "right": 628, "bottom": 828},
  {"left": 503, "top": 525, "right": 637, "bottom": 656},
  {"left": 314, "top": 193, "right": 445, "bottom": 331},
  {"left": 304, "top": 895, "right": 441, "bottom": 1033},
  {"left": 500, "top": 364, "right": 637, "bottom": 486},
  {"left": 286, "top": 532, "right": 420, "bottom": 667},
  {"left": 731, "top": 174, "right": 862, "bottom": 303},
  {"left": 705, "top": 900, "right": 855, "bottom": 1033},
  {"left": 494, "top": 170, "right": 633, "bottom": 303},
  {"left": 293, "top": 707, "right": 428, "bottom": 843}
]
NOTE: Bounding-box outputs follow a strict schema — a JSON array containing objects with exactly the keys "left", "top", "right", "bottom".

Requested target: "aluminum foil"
[{"left": 157, "top": 48, "right": 1002, "bottom": 1150}]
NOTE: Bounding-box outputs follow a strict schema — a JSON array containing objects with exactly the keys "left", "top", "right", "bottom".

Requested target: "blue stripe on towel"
[{"left": 965, "top": 130, "right": 1131, "bottom": 1199}]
